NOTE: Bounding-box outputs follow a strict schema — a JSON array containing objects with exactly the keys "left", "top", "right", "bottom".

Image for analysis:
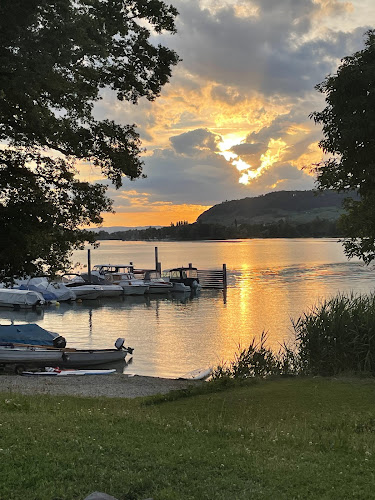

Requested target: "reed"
[
  {"left": 213, "top": 292, "right": 375, "bottom": 379},
  {"left": 211, "top": 332, "right": 300, "bottom": 380},
  {"left": 293, "top": 292, "right": 375, "bottom": 376}
]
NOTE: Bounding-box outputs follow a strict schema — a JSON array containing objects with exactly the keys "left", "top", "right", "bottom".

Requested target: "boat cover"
[
  {"left": 0, "top": 324, "right": 59, "bottom": 346},
  {"left": 0, "top": 289, "right": 45, "bottom": 306}
]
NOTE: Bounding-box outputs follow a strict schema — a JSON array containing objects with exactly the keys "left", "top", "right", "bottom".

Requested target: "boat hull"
[
  {"left": 0, "top": 347, "right": 128, "bottom": 368},
  {"left": 145, "top": 284, "right": 173, "bottom": 294},
  {"left": 0, "top": 347, "right": 63, "bottom": 365},
  {"left": 122, "top": 284, "right": 148, "bottom": 295},
  {"left": 60, "top": 349, "right": 127, "bottom": 367},
  {"left": 72, "top": 288, "right": 102, "bottom": 300},
  {"left": 99, "top": 286, "right": 123, "bottom": 297}
]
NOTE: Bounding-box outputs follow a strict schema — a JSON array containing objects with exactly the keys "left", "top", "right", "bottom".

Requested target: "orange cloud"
[{"left": 141, "top": 75, "right": 291, "bottom": 149}]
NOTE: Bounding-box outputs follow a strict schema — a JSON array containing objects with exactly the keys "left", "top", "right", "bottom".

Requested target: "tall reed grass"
[
  {"left": 213, "top": 293, "right": 375, "bottom": 379},
  {"left": 295, "top": 292, "right": 375, "bottom": 376}
]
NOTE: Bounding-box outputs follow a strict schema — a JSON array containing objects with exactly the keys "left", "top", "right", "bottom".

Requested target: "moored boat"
[
  {"left": 79, "top": 272, "right": 125, "bottom": 297},
  {"left": 161, "top": 266, "right": 201, "bottom": 291},
  {"left": 91, "top": 265, "right": 149, "bottom": 295},
  {"left": 0, "top": 289, "right": 46, "bottom": 309},
  {"left": 133, "top": 269, "right": 173, "bottom": 294},
  {"left": 15, "top": 276, "right": 76, "bottom": 302},
  {"left": 61, "top": 274, "right": 104, "bottom": 300},
  {"left": 0, "top": 324, "right": 134, "bottom": 371}
]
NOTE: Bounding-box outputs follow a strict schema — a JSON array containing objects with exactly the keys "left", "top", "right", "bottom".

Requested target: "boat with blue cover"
[{"left": 0, "top": 324, "right": 133, "bottom": 371}]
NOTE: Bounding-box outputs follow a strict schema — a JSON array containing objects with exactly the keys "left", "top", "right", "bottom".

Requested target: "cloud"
[
  {"left": 170, "top": 128, "right": 222, "bottom": 155},
  {"left": 86, "top": 0, "right": 373, "bottom": 226},
  {"left": 157, "top": 0, "right": 368, "bottom": 100}
]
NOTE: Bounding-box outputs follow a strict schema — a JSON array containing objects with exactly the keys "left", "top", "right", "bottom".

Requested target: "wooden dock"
[{"left": 198, "top": 264, "right": 227, "bottom": 289}]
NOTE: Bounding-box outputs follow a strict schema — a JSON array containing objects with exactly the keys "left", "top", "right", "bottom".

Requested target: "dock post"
[
  {"left": 87, "top": 249, "right": 91, "bottom": 283},
  {"left": 223, "top": 263, "right": 227, "bottom": 289},
  {"left": 155, "top": 247, "right": 162, "bottom": 273},
  {"left": 87, "top": 249, "right": 92, "bottom": 284}
]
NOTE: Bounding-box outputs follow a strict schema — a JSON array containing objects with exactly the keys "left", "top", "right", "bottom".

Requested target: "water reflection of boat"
[
  {"left": 0, "top": 307, "right": 45, "bottom": 323},
  {"left": 169, "top": 291, "right": 192, "bottom": 304}
]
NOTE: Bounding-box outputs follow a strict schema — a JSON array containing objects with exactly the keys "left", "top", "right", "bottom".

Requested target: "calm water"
[{"left": 1, "top": 239, "right": 374, "bottom": 378}]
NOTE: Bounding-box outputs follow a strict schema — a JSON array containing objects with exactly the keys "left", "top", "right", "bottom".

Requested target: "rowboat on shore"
[{"left": 0, "top": 324, "right": 134, "bottom": 372}]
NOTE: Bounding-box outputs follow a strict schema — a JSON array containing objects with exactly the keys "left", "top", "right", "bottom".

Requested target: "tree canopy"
[
  {"left": 310, "top": 29, "right": 375, "bottom": 263},
  {"left": 0, "top": 0, "right": 179, "bottom": 280}
]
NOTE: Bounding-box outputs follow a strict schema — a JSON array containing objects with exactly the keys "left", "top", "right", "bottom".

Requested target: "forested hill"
[
  {"left": 196, "top": 190, "right": 354, "bottom": 226},
  {"left": 95, "top": 190, "right": 357, "bottom": 241}
]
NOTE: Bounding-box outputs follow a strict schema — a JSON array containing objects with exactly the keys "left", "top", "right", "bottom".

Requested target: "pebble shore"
[{"left": 0, "top": 373, "right": 198, "bottom": 398}]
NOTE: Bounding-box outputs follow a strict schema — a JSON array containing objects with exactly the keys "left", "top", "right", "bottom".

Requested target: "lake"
[{"left": 1, "top": 239, "right": 374, "bottom": 378}]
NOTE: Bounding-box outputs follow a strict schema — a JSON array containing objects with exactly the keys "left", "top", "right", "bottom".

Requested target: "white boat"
[
  {"left": 79, "top": 272, "right": 124, "bottom": 297},
  {"left": 0, "top": 289, "right": 46, "bottom": 309},
  {"left": 92, "top": 265, "right": 148, "bottom": 295},
  {"left": 0, "top": 324, "right": 134, "bottom": 370},
  {"left": 15, "top": 277, "right": 76, "bottom": 302},
  {"left": 61, "top": 274, "right": 104, "bottom": 300},
  {"left": 136, "top": 270, "right": 173, "bottom": 294}
]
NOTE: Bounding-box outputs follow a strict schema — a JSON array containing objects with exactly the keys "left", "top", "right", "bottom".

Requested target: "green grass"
[{"left": 1, "top": 377, "right": 375, "bottom": 499}]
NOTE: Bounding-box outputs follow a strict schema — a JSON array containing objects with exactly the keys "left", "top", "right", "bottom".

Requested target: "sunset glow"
[
  {"left": 92, "top": 0, "right": 370, "bottom": 228},
  {"left": 103, "top": 203, "right": 212, "bottom": 227}
]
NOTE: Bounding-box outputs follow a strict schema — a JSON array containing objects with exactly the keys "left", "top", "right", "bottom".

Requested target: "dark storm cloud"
[
  {"left": 137, "top": 147, "right": 247, "bottom": 204},
  {"left": 170, "top": 128, "right": 222, "bottom": 155},
  {"left": 250, "top": 162, "right": 316, "bottom": 191},
  {"left": 158, "top": 1, "right": 369, "bottom": 98}
]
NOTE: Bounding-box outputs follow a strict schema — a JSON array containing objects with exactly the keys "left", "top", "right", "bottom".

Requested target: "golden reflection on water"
[{"left": 1, "top": 240, "right": 374, "bottom": 378}]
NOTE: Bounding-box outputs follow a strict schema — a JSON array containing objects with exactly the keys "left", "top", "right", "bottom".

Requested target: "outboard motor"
[
  {"left": 115, "top": 338, "right": 125, "bottom": 350},
  {"left": 115, "top": 338, "right": 134, "bottom": 354},
  {"left": 53, "top": 335, "right": 67, "bottom": 348}
]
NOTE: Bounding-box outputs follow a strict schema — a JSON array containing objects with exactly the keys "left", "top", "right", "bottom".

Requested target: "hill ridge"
[{"left": 196, "top": 190, "right": 355, "bottom": 226}]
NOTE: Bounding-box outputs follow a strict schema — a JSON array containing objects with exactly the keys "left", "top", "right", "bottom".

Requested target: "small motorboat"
[
  {"left": 134, "top": 269, "right": 173, "bottom": 294},
  {"left": 61, "top": 274, "right": 104, "bottom": 300},
  {"left": 79, "top": 272, "right": 124, "bottom": 297},
  {"left": 0, "top": 289, "right": 46, "bottom": 309},
  {"left": 0, "top": 324, "right": 134, "bottom": 371},
  {"left": 15, "top": 276, "right": 76, "bottom": 302},
  {"left": 91, "top": 265, "right": 149, "bottom": 295},
  {"left": 161, "top": 267, "right": 201, "bottom": 292}
]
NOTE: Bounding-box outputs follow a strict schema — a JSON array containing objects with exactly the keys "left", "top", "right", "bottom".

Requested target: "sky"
[{"left": 88, "top": 0, "right": 374, "bottom": 228}]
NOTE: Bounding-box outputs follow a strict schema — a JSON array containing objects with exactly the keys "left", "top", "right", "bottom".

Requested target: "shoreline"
[{"left": 0, "top": 373, "right": 199, "bottom": 398}]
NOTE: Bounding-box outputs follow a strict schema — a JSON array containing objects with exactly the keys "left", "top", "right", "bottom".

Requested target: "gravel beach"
[{"left": 0, "top": 373, "right": 199, "bottom": 398}]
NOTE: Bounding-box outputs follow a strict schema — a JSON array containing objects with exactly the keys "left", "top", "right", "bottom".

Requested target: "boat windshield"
[
  {"left": 186, "top": 269, "right": 198, "bottom": 278},
  {"left": 94, "top": 265, "right": 133, "bottom": 274}
]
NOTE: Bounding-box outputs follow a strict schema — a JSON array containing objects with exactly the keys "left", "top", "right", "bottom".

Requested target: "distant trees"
[
  {"left": 95, "top": 218, "right": 342, "bottom": 241},
  {"left": 0, "top": 0, "right": 179, "bottom": 280},
  {"left": 310, "top": 30, "right": 375, "bottom": 263}
]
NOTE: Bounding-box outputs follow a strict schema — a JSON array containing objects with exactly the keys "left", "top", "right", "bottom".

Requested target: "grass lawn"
[{"left": 1, "top": 377, "right": 375, "bottom": 499}]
